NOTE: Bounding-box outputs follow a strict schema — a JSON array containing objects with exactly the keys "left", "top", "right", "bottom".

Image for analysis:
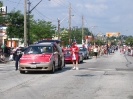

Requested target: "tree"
[
  {"left": 6, "top": 10, "right": 24, "bottom": 39},
  {"left": 30, "top": 19, "right": 56, "bottom": 43},
  {"left": 60, "top": 29, "right": 69, "bottom": 47},
  {"left": 125, "top": 36, "right": 133, "bottom": 46},
  {"left": 71, "top": 27, "right": 82, "bottom": 44},
  {"left": 0, "top": 1, "right": 4, "bottom": 26}
]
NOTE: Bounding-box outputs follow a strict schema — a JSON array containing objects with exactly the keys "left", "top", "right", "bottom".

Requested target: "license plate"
[{"left": 31, "top": 65, "right": 36, "bottom": 68}]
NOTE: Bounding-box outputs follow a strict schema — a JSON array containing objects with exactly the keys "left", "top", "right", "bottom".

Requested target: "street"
[{"left": 0, "top": 50, "right": 133, "bottom": 99}]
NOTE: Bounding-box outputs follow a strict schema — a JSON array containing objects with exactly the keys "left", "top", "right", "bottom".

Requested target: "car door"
[{"left": 53, "top": 45, "right": 58, "bottom": 66}]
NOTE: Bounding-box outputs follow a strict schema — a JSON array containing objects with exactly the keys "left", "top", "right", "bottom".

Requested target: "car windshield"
[
  {"left": 24, "top": 46, "right": 52, "bottom": 54},
  {"left": 64, "top": 50, "right": 71, "bottom": 55},
  {"left": 79, "top": 47, "right": 85, "bottom": 51}
]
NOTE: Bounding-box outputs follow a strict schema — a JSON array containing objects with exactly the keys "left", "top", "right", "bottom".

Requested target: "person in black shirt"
[{"left": 15, "top": 47, "right": 22, "bottom": 71}]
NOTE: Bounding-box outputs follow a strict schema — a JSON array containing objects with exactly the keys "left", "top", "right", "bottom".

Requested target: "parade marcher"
[
  {"left": 93, "top": 45, "right": 98, "bottom": 59},
  {"left": 70, "top": 42, "right": 79, "bottom": 70},
  {"left": 106, "top": 44, "right": 110, "bottom": 55},
  {"left": 14, "top": 47, "right": 22, "bottom": 70}
]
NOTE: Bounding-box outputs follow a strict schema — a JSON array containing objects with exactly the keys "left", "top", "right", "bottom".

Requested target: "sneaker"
[
  {"left": 76, "top": 67, "right": 79, "bottom": 70},
  {"left": 72, "top": 67, "right": 76, "bottom": 70}
]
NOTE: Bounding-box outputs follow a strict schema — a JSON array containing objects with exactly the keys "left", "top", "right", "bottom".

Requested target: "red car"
[
  {"left": 62, "top": 48, "right": 83, "bottom": 64},
  {"left": 19, "top": 42, "right": 65, "bottom": 74}
]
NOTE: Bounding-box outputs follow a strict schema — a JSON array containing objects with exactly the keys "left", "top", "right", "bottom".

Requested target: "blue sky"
[{"left": 2, "top": 0, "right": 133, "bottom": 36}]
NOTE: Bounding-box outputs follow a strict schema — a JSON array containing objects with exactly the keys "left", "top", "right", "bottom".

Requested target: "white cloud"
[
  {"left": 85, "top": 3, "right": 108, "bottom": 15},
  {"left": 49, "top": 0, "right": 62, "bottom": 7},
  {"left": 110, "top": 16, "right": 120, "bottom": 22}
]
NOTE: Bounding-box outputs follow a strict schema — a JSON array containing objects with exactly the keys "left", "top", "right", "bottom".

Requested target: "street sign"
[{"left": 0, "top": 6, "right": 7, "bottom": 15}]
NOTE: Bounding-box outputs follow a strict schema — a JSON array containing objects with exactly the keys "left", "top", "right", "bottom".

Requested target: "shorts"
[
  {"left": 94, "top": 52, "right": 98, "bottom": 56},
  {"left": 72, "top": 53, "right": 78, "bottom": 61}
]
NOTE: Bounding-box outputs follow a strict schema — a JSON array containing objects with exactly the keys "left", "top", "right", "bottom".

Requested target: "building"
[
  {"left": 0, "top": 26, "right": 7, "bottom": 45},
  {"left": 106, "top": 32, "right": 120, "bottom": 37}
]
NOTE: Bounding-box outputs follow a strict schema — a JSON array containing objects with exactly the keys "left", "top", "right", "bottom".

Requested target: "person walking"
[
  {"left": 106, "top": 44, "right": 110, "bottom": 55},
  {"left": 14, "top": 47, "right": 22, "bottom": 71},
  {"left": 70, "top": 42, "right": 79, "bottom": 70},
  {"left": 93, "top": 45, "right": 98, "bottom": 59}
]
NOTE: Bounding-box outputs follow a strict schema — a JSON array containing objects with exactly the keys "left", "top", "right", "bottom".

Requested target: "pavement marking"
[{"left": 88, "top": 68, "right": 116, "bottom": 71}]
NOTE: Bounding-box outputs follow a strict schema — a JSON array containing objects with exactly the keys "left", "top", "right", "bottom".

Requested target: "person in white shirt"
[{"left": 93, "top": 46, "right": 98, "bottom": 59}]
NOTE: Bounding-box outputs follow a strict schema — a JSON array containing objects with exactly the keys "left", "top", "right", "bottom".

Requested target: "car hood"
[
  {"left": 79, "top": 51, "right": 85, "bottom": 53},
  {"left": 19, "top": 53, "right": 52, "bottom": 63}
]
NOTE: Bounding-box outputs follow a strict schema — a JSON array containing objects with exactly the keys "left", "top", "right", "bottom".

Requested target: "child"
[{"left": 0, "top": 53, "right": 5, "bottom": 62}]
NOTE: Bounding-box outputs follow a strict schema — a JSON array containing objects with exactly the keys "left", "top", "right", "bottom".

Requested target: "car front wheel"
[
  {"left": 20, "top": 70, "right": 25, "bottom": 74},
  {"left": 50, "top": 63, "right": 55, "bottom": 73}
]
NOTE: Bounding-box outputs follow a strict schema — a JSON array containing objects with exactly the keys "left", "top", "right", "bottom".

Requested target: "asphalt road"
[{"left": 0, "top": 50, "right": 133, "bottom": 99}]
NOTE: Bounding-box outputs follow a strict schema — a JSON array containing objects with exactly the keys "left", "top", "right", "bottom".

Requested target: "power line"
[
  {"left": 34, "top": 8, "right": 57, "bottom": 22},
  {"left": 59, "top": 0, "right": 68, "bottom": 7},
  {"left": 52, "top": 0, "right": 68, "bottom": 8},
  {"left": 4, "top": 0, "right": 23, "bottom": 4},
  {"left": 13, "top": 0, "right": 22, "bottom": 11}
]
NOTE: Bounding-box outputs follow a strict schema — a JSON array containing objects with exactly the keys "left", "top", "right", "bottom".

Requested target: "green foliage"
[
  {"left": 84, "top": 27, "right": 91, "bottom": 36},
  {"left": 60, "top": 27, "right": 92, "bottom": 46},
  {"left": 60, "top": 29, "right": 69, "bottom": 47},
  {"left": 0, "top": 1, "right": 3, "bottom": 7},
  {"left": 30, "top": 19, "right": 56, "bottom": 43},
  {"left": 91, "top": 39, "right": 104, "bottom": 45},
  {"left": 0, "top": 1, "right": 4, "bottom": 25},
  {"left": 71, "top": 28, "right": 82, "bottom": 44},
  {"left": 6, "top": 10, "right": 24, "bottom": 39},
  {"left": 125, "top": 36, "right": 133, "bottom": 46}
]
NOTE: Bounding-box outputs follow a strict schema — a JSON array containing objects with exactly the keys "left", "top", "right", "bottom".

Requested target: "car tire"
[
  {"left": 64, "top": 62, "right": 65, "bottom": 67},
  {"left": 81, "top": 58, "right": 83, "bottom": 63},
  {"left": 87, "top": 55, "right": 89, "bottom": 59},
  {"left": 58, "top": 60, "right": 62, "bottom": 70},
  {"left": 20, "top": 70, "right": 25, "bottom": 74},
  {"left": 51, "top": 63, "right": 55, "bottom": 73}
]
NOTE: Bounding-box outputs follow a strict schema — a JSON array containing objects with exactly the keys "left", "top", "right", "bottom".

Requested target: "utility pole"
[
  {"left": 27, "top": 0, "right": 42, "bottom": 46},
  {"left": 82, "top": 15, "right": 84, "bottom": 44},
  {"left": 24, "top": 0, "right": 27, "bottom": 46},
  {"left": 27, "top": 1, "right": 31, "bottom": 46},
  {"left": 68, "top": 3, "right": 71, "bottom": 45},
  {"left": 57, "top": 19, "right": 60, "bottom": 40}
]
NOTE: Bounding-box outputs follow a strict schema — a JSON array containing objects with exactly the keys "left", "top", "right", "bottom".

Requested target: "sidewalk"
[{"left": 1, "top": 56, "right": 15, "bottom": 64}]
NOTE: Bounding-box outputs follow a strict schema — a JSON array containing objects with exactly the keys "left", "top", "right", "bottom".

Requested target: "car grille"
[{"left": 25, "top": 67, "right": 43, "bottom": 69}]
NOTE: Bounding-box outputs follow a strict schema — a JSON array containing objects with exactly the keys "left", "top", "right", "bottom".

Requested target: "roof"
[
  {"left": 37, "top": 40, "right": 60, "bottom": 44},
  {"left": 30, "top": 42, "right": 55, "bottom": 46}
]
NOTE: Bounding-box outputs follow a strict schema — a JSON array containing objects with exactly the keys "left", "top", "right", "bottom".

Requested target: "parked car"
[
  {"left": 62, "top": 48, "right": 83, "bottom": 64},
  {"left": 19, "top": 41, "right": 65, "bottom": 74},
  {"left": 76, "top": 44, "right": 89, "bottom": 59}
]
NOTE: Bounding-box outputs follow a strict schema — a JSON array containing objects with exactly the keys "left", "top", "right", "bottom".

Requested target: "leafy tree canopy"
[
  {"left": 6, "top": 10, "right": 24, "bottom": 39},
  {"left": 30, "top": 19, "right": 56, "bottom": 43}
]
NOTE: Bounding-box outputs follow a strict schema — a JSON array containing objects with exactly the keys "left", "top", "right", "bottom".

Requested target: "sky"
[{"left": 2, "top": 0, "right": 133, "bottom": 36}]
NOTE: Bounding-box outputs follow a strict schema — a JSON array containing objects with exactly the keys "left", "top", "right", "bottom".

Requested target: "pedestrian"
[
  {"left": 106, "top": 44, "right": 110, "bottom": 55},
  {"left": 70, "top": 42, "right": 79, "bottom": 70},
  {"left": 14, "top": 47, "right": 22, "bottom": 71},
  {"left": 0, "top": 53, "right": 5, "bottom": 63},
  {"left": 93, "top": 45, "right": 98, "bottom": 59}
]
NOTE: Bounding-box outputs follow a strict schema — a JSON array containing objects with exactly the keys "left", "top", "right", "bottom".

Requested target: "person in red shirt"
[{"left": 70, "top": 42, "right": 79, "bottom": 70}]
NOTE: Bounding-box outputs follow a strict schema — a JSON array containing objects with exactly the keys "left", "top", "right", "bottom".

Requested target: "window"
[{"left": 24, "top": 46, "right": 52, "bottom": 54}]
